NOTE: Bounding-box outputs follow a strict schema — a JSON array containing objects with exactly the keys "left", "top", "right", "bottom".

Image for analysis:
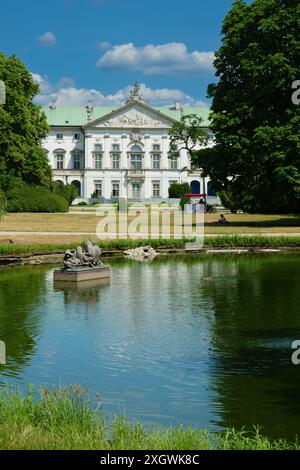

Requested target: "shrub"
[
  {"left": 53, "top": 182, "right": 78, "bottom": 206},
  {"left": 180, "top": 196, "right": 191, "bottom": 211},
  {"left": 169, "top": 182, "right": 190, "bottom": 199},
  {"left": 76, "top": 202, "right": 88, "bottom": 206},
  {"left": 7, "top": 183, "right": 68, "bottom": 213}
]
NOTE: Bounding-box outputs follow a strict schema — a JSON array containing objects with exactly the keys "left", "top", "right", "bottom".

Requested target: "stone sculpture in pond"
[{"left": 63, "top": 241, "right": 104, "bottom": 269}]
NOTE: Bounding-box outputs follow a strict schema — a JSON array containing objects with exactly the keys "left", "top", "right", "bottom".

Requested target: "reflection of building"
[{"left": 42, "top": 84, "right": 216, "bottom": 202}]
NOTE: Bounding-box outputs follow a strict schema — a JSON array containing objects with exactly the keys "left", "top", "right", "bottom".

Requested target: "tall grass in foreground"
[{"left": 0, "top": 385, "right": 298, "bottom": 450}]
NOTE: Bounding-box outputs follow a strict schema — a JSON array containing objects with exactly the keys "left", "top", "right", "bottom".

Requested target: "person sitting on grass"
[{"left": 218, "top": 214, "right": 229, "bottom": 225}]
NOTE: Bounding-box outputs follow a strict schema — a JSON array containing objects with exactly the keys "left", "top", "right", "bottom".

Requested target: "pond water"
[{"left": 0, "top": 254, "right": 300, "bottom": 439}]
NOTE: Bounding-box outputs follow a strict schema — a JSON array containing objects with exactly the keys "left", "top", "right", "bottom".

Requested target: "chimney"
[{"left": 86, "top": 100, "right": 94, "bottom": 121}]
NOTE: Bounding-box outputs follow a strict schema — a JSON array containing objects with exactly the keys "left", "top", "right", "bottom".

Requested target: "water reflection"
[
  {"left": 53, "top": 278, "right": 110, "bottom": 304},
  {"left": 0, "top": 255, "right": 300, "bottom": 439},
  {"left": 0, "top": 266, "right": 47, "bottom": 379}
]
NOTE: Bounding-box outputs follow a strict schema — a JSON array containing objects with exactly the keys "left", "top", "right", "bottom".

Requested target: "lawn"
[{"left": 0, "top": 212, "right": 300, "bottom": 245}]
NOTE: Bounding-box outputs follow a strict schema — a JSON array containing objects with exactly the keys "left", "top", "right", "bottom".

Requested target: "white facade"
[{"left": 43, "top": 91, "right": 215, "bottom": 201}]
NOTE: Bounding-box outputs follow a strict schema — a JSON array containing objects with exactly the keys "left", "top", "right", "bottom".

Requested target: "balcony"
[{"left": 127, "top": 168, "right": 145, "bottom": 179}]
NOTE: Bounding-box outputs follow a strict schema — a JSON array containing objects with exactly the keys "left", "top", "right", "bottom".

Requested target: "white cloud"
[
  {"left": 97, "top": 41, "right": 111, "bottom": 50},
  {"left": 97, "top": 42, "right": 215, "bottom": 75},
  {"left": 37, "top": 32, "right": 57, "bottom": 46},
  {"left": 32, "top": 73, "right": 207, "bottom": 107}
]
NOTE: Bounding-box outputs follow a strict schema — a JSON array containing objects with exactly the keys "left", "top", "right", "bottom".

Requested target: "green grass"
[
  {"left": 1, "top": 236, "right": 300, "bottom": 257},
  {"left": 0, "top": 385, "right": 297, "bottom": 450},
  {"left": 0, "top": 239, "right": 187, "bottom": 256},
  {"left": 204, "top": 235, "right": 300, "bottom": 248}
]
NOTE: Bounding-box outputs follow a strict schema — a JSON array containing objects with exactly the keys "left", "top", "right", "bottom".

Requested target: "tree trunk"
[{"left": 220, "top": 190, "right": 237, "bottom": 214}]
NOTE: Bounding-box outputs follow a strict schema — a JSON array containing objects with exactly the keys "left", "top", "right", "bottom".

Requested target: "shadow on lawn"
[{"left": 205, "top": 216, "right": 300, "bottom": 228}]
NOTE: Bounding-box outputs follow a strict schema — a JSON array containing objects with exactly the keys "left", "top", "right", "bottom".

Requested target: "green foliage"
[
  {"left": 6, "top": 183, "right": 69, "bottom": 213},
  {"left": 76, "top": 201, "right": 88, "bottom": 206},
  {"left": 0, "top": 191, "right": 6, "bottom": 219},
  {"left": 180, "top": 196, "right": 191, "bottom": 210},
  {"left": 169, "top": 114, "right": 208, "bottom": 160},
  {"left": 53, "top": 181, "right": 78, "bottom": 206},
  {"left": 0, "top": 53, "right": 52, "bottom": 192},
  {"left": 168, "top": 182, "right": 190, "bottom": 198},
  {"left": 0, "top": 386, "right": 297, "bottom": 450},
  {"left": 196, "top": 0, "right": 300, "bottom": 213}
]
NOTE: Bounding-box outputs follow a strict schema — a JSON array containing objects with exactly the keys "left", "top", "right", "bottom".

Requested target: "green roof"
[{"left": 42, "top": 105, "right": 211, "bottom": 127}]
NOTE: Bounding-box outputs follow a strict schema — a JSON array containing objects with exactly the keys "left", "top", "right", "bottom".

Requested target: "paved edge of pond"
[{"left": 1, "top": 246, "right": 300, "bottom": 267}]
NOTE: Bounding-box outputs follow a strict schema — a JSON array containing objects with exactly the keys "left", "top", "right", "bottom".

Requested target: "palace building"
[{"left": 42, "top": 84, "right": 216, "bottom": 202}]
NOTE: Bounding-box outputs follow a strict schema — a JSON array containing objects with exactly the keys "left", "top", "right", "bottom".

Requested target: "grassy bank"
[
  {"left": 1, "top": 236, "right": 300, "bottom": 257},
  {"left": 0, "top": 385, "right": 297, "bottom": 450}
]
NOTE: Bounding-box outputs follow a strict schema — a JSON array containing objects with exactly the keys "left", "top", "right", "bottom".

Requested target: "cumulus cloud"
[
  {"left": 37, "top": 32, "right": 57, "bottom": 46},
  {"left": 32, "top": 73, "right": 207, "bottom": 107},
  {"left": 97, "top": 42, "right": 215, "bottom": 75}
]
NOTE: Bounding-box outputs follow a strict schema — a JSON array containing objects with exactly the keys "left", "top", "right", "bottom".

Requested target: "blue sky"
[{"left": 1, "top": 0, "right": 236, "bottom": 107}]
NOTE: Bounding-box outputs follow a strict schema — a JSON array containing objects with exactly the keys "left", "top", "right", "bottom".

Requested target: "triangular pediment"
[{"left": 85, "top": 101, "right": 176, "bottom": 129}]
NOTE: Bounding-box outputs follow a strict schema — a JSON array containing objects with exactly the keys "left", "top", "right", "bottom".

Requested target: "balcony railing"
[{"left": 127, "top": 168, "right": 145, "bottom": 179}]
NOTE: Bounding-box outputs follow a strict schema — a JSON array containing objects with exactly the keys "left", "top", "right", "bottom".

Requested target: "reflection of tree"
[
  {"left": 0, "top": 266, "right": 47, "bottom": 379},
  {"left": 201, "top": 255, "right": 300, "bottom": 440}
]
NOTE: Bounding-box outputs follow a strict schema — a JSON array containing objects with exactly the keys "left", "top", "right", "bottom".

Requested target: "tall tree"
[
  {"left": 0, "top": 53, "right": 52, "bottom": 191},
  {"left": 196, "top": 0, "right": 300, "bottom": 213}
]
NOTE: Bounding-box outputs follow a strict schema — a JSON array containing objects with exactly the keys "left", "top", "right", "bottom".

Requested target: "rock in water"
[{"left": 124, "top": 246, "right": 158, "bottom": 261}]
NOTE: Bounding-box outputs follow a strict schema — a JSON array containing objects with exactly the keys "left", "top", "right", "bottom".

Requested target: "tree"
[
  {"left": 0, "top": 53, "right": 52, "bottom": 192},
  {"left": 169, "top": 114, "right": 208, "bottom": 159},
  {"left": 195, "top": 0, "right": 300, "bottom": 213},
  {"left": 0, "top": 192, "right": 6, "bottom": 219}
]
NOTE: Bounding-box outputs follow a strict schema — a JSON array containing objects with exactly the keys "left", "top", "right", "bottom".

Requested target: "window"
[
  {"left": 94, "top": 181, "right": 102, "bottom": 197},
  {"left": 112, "top": 154, "right": 120, "bottom": 170},
  {"left": 170, "top": 156, "right": 178, "bottom": 170},
  {"left": 112, "top": 182, "right": 120, "bottom": 197},
  {"left": 152, "top": 182, "right": 160, "bottom": 198},
  {"left": 132, "top": 182, "right": 141, "bottom": 199},
  {"left": 74, "top": 133, "right": 81, "bottom": 140},
  {"left": 94, "top": 154, "right": 102, "bottom": 169},
  {"left": 73, "top": 153, "right": 81, "bottom": 169},
  {"left": 152, "top": 144, "right": 160, "bottom": 151},
  {"left": 152, "top": 154, "right": 161, "bottom": 170},
  {"left": 94, "top": 144, "right": 102, "bottom": 151},
  {"left": 56, "top": 133, "right": 63, "bottom": 140},
  {"left": 131, "top": 155, "right": 142, "bottom": 171},
  {"left": 112, "top": 143, "right": 120, "bottom": 151},
  {"left": 56, "top": 153, "right": 64, "bottom": 170},
  {"left": 131, "top": 145, "right": 142, "bottom": 152}
]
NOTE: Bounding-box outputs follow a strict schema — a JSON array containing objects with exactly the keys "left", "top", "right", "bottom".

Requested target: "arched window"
[
  {"left": 207, "top": 181, "right": 216, "bottom": 196},
  {"left": 71, "top": 180, "right": 81, "bottom": 197},
  {"left": 191, "top": 180, "right": 201, "bottom": 194}
]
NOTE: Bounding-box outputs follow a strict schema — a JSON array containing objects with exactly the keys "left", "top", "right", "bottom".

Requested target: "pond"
[{"left": 0, "top": 254, "right": 300, "bottom": 440}]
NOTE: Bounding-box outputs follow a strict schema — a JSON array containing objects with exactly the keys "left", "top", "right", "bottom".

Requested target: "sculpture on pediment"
[
  {"left": 130, "top": 132, "right": 143, "bottom": 142},
  {"left": 126, "top": 82, "right": 148, "bottom": 104}
]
